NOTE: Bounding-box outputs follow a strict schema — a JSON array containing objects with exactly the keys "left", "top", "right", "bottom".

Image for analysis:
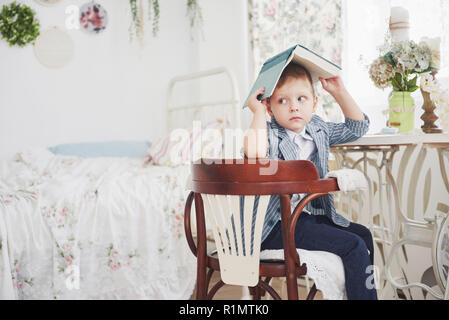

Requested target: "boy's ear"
[
  {"left": 312, "top": 95, "right": 318, "bottom": 113},
  {"left": 262, "top": 99, "right": 273, "bottom": 116}
]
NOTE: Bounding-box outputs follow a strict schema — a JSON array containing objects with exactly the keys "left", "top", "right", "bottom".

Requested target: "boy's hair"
[{"left": 276, "top": 63, "right": 316, "bottom": 96}]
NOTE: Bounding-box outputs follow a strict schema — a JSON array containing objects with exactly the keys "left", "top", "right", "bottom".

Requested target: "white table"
[{"left": 331, "top": 133, "right": 449, "bottom": 300}]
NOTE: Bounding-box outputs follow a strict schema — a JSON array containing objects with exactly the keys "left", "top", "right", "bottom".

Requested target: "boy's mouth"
[{"left": 289, "top": 116, "right": 303, "bottom": 121}]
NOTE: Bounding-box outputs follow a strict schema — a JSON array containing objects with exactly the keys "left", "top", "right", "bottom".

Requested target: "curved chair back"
[{"left": 190, "top": 159, "right": 321, "bottom": 286}]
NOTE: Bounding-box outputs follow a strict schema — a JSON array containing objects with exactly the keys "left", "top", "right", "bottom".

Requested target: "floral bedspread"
[{"left": 0, "top": 148, "right": 196, "bottom": 299}]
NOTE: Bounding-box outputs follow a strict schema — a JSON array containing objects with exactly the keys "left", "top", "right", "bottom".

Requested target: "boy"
[{"left": 244, "top": 63, "right": 377, "bottom": 300}]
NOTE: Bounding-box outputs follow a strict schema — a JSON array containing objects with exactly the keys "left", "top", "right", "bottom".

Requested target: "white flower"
[
  {"left": 421, "top": 37, "right": 441, "bottom": 69},
  {"left": 420, "top": 73, "right": 437, "bottom": 93},
  {"left": 414, "top": 45, "right": 431, "bottom": 72},
  {"left": 390, "top": 40, "right": 432, "bottom": 73},
  {"left": 369, "top": 39, "right": 436, "bottom": 92}
]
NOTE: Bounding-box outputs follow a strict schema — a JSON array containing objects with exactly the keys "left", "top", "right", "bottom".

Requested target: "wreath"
[{"left": 0, "top": 1, "right": 40, "bottom": 47}]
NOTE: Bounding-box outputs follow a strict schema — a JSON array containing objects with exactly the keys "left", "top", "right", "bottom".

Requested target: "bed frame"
[{"left": 166, "top": 67, "right": 241, "bottom": 132}]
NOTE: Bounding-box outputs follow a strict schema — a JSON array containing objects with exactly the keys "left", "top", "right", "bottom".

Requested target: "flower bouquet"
[{"left": 369, "top": 39, "right": 439, "bottom": 132}]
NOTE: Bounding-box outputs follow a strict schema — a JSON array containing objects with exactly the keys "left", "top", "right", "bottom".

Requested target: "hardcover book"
[{"left": 244, "top": 44, "right": 342, "bottom": 108}]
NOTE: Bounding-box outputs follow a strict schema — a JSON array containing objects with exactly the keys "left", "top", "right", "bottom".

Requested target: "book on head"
[{"left": 243, "top": 44, "right": 342, "bottom": 108}]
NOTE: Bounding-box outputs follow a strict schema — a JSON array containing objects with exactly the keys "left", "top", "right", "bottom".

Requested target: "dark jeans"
[{"left": 261, "top": 213, "right": 378, "bottom": 300}]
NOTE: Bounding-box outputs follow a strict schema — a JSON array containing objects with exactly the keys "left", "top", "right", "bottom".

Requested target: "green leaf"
[
  {"left": 407, "top": 75, "right": 418, "bottom": 88},
  {"left": 380, "top": 52, "right": 396, "bottom": 67},
  {"left": 392, "top": 73, "right": 404, "bottom": 91},
  {"left": 408, "top": 85, "right": 419, "bottom": 92}
]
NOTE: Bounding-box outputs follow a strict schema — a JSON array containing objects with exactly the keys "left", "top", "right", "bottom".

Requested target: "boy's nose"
[{"left": 289, "top": 102, "right": 299, "bottom": 112}]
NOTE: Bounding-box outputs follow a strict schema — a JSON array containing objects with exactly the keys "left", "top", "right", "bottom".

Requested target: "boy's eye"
[
  {"left": 279, "top": 98, "right": 287, "bottom": 104},
  {"left": 298, "top": 96, "right": 306, "bottom": 102}
]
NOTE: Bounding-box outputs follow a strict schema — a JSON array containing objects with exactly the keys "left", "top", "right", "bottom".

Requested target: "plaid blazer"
[{"left": 253, "top": 113, "right": 370, "bottom": 244}]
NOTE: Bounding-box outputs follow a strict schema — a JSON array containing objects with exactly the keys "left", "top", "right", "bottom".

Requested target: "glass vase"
[{"left": 388, "top": 91, "right": 415, "bottom": 133}]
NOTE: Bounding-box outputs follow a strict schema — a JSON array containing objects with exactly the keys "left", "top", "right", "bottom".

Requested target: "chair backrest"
[{"left": 190, "top": 159, "right": 320, "bottom": 286}]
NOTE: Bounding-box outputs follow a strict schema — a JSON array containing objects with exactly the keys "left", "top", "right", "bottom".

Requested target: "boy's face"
[{"left": 265, "top": 76, "right": 318, "bottom": 133}]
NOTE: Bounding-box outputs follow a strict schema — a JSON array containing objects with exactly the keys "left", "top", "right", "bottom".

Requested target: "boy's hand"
[
  {"left": 247, "top": 87, "right": 268, "bottom": 114},
  {"left": 320, "top": 76, "right": 365, "bottom": 121},
  {"left": 319, "top": 76, "right": 346, "bottom": 98}
]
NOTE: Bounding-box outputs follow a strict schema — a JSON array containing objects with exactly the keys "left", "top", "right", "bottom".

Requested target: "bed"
[{"left": 0, "top": 67, "right": 241, "bottom": 299}]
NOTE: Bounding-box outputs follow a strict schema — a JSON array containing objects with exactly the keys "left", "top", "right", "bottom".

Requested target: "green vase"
[{"left": 388, "top": 91, "right": 415, "bottom": 133}]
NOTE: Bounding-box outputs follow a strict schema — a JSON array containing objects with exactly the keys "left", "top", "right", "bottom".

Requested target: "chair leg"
[
  {"left": 306, "top": 283, "right": 317, "bottom": 300},
  {"left": 206, "top": 269, "right": 214, "bottom": 293},
  {"left": 285, "top": 259, "right": 299, "bottom": 299},
  {"left": 206, "top": 280, "right": 225, "bottom": 300},
  {"left": 259, "top": 277, "right": 271, "bottom": 298},
  {"left": 260, "top": 280, "right": 282, "bottom": 300},
  {"left": 196, "top": 260, "right": 207, "bottom": 299},
  {"left": 286, "top": 274, "right": 299, "bottom": 300},
  {"left": 249, "top": 285, "right": 261, "bottom": 300},
  {"left": 249, "top": 278, "right": 272, "bottom": 300}
]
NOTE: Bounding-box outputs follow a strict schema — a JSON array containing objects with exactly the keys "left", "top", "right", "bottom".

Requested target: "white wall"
[
  {"left": 1, "top": 0, "right": 251, "bottom": 160},
  {"left": 195, "top": 0, "right": 251, "bottom": 128}
]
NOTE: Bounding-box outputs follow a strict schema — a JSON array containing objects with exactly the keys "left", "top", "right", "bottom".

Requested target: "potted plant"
[{"left": 369, "top": 39, "right": 438, "bottom": 133}]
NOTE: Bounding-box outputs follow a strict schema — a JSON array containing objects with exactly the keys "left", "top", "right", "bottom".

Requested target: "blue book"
[{"left": 244, "top": 44, "right": 342, "bottom": 108}]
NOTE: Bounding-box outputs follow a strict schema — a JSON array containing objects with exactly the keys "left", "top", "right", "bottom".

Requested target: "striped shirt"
[
  {"left": 258, "top": 113, "right": 370, "bottom": 244},
  {"left": 285, "top": 128, "right": 316, "bottom": 215}
]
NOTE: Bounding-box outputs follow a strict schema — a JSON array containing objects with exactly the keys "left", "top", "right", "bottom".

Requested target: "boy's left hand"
[{"left": 319, "top": 76, "right": 346, "bottom": 97}]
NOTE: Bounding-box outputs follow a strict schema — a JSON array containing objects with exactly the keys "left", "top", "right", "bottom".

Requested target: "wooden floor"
[{"left": 190, "top": 271, "right": 324, "bottom": 300}]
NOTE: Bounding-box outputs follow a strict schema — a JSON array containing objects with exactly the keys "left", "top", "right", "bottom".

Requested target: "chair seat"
[{"left": 260, "top": 249, "right": 346, "bottom": 300}]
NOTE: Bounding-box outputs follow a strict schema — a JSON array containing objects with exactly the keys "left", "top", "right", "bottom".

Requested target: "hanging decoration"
[
  {"left": 128, "top": 0, "right": 202, "bottom": 42},
  {"left": 34, "top": 0, "right": 62, "bottom": 6},
  {"left": 0, "top": 1, "right": 40, "bottom": 47},
  {"left": 79, "top": 1, "right": 108, "bottom": 34},
  {"left": 34, "top": 27, "right": 74, "bottom": 68},
  {"left": 186, "top": 0, "right": 203, "bottom": 39},
  {"left": 149, "top": 0, "right": 160, "bottom": 37},
  {"left": 129, "top": 0, "right": 144, "bottom": 43}
]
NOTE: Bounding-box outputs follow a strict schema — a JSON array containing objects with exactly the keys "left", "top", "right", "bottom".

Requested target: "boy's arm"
[
  {"left": 319, "top": 76, "right": 364, "bottom": 121},
  {"left": 319, "top": 77, "right": 370, "bottom": 146},
  {"left": 325, "top": 114, "right": 370, "bottom": 146},
  {"left": 243, "top": 87, "right": 269, "bottom": 158}
]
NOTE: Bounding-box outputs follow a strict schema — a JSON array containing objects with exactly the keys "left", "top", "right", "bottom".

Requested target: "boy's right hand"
[{"left": 247, "top": 87, "right": 268, "bottom": 114}]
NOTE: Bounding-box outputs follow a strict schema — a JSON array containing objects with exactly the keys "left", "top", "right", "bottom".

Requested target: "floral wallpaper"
[{"left": 248, "top": 0, "right": 343, "bottom": 121}]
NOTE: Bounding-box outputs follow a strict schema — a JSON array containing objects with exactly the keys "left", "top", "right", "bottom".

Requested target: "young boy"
[{"left": 244, "top": 63, "right": 377, "bottom": 300}]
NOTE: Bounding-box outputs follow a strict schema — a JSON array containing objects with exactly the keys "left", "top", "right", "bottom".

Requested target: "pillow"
[
  {"left": 48, "top": 141, "right": 152, "bottom": 158},
  {"left": 149, "top": 120, "right": 227, "bottom": 167}
]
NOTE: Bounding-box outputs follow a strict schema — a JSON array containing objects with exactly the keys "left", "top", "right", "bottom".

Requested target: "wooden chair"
[{"left": 184, "top": 158, "right": 340, "bottom": 300}]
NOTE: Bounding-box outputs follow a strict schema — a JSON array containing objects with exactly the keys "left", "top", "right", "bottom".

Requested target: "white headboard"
[{"left": 166, "top": 67, "right": 241, "bottom": 133}]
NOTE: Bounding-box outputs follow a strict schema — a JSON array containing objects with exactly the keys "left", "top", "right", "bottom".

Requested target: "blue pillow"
[{"left": 48, "top": 141, "right": 152, "bottom": 158}]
